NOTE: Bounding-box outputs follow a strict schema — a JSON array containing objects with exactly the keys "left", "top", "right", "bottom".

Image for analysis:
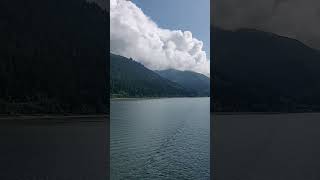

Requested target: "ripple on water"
[{"left": 110, "top": 98, "right": 210, "bottom": 180}]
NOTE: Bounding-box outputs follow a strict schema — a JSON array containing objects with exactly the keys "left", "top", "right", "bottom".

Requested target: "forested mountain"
[
  {"left": 212, "top": 27, "right": 320, "bottom": 112},
  {"left": 0, "top": 0, "right": 108, "bottom": 114},
  {"left": 155, "top": 69, "right": 210, "bottom": 97},
  {"left": 110, "top": 54, "right": 196, "bottom": 97}
]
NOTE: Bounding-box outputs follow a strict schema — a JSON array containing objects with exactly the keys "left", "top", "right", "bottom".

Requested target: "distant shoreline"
[
  {"left": 213, "top": 112, "right": 319, "bottom": 115},
  {"left": 111, "top": 96, "right": 209, "bottom": 100},
  {"left": 0, "top": 114, "right": 108, "bottom": 123}
]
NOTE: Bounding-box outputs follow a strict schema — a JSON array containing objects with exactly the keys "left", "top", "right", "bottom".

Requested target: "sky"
[
  {"left": 110, "top": 0, "right": 210, "bottom": 76},
  {"left": 213, "top": 0, "right": 320, "bottom": 50},
  {"left": 133, "top": 0, "right": 210, "bottom": 57}
]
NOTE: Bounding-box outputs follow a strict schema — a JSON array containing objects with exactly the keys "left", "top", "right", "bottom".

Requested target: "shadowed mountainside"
[
  {"left": 155, "top": 69, "right": 210, "bottom": 97},
  {"left": 212, "top": 27, "right": 320, "bottom": 112},
  {"left": 110, "top": 53, "right": 196, "bottom": 98},
  {"left": 0, "top": 0, "right": 108, "bottom": 114}
]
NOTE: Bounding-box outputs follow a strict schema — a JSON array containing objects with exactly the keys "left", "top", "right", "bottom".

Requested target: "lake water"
[
  {"left": 0, "top": 117, "right": 107, "bottom": 179},
  {"left": 110, "top": 98, "right": 210, "bottom": 179},
  {"left": 214, "top": 113, "right": 320, "bottom": 180}
]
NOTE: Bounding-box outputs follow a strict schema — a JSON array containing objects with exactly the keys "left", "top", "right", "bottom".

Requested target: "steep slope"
[
  {"left": 110, "top": 54, "right": 195, "bottom": 97},
  {"left": 155, "top": 69, "right": 210, "bottom": 97},
  {"left": 0, "top": 0, "right": 108, "bottom": 114},
  {"left": 212, "top": 27, "right": 320, "bottom": 112}
]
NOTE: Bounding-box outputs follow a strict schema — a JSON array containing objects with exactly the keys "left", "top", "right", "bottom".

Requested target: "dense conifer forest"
[
  {"left": 0, "top": 0, "right": 108, "bottom": 114},
  {"left": 212, "top": 28, "right": 320, "bottom": 112},
  {"left": 110, "top": 54, "right": 196, "bottom": 98}
]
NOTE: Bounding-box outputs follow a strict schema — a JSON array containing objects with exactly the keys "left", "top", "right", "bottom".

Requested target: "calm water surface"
[
  {"left": 214, "top": 113, "right": 320, "bottom": 180},
  {"left": 0, "top": 119, "right": 106, "bottom": 179},
  {"left": 110, "top": 98, "right": 210, "bottom": 179}
]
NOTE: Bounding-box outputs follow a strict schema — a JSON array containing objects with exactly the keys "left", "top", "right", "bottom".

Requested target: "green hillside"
[
  {"left": 110, "top": 54, "right": 196, "bottom": 98},
  {"left": 155, "top": 69, "right": 210, "bottom": 97}
]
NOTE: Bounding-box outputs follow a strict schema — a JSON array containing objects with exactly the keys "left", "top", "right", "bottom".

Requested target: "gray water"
[
  {"left": 110, "top": 98, "right": 210, "bottom": 179},
  {"left": 214, "top": 113, "right": 320, "bottom": 180},
  {"left": 0, "top": 118, "right": 106, "bottom": 179}
]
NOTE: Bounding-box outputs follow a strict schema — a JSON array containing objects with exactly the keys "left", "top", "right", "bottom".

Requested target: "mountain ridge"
[
  {"left": 212, "top": 27, "right": 320, "bottom": 112},
  {"left": 0, "top": 0, "right": 108, "bottom": 114},
  {"left": 155, "top": 69, "right": 210, "bottom": 97},
  {"left": 110, "top": 53, "right": 197, "bottom": 98}
]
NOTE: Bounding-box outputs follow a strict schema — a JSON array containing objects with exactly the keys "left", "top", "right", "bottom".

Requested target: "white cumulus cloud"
[{"left": 110, "top": 0, "right": 210, "bottom": 76}]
